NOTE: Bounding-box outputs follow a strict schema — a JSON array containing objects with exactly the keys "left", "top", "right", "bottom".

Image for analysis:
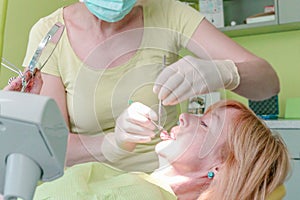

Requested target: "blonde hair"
[{"left": 198, "top": 100, "right": 291, "bottom": 200}]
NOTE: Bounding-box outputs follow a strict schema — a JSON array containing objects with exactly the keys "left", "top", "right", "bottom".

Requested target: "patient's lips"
[{"left": 160, "top": 129, "right": 176, "bottom": 140}]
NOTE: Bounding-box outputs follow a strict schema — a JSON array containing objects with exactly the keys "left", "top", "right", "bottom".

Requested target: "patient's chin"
[{"left": 155, "top": 139, "right": 173, "bottom": 154}]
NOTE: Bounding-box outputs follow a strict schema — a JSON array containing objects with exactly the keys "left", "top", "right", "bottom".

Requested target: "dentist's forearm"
[
  {"left": 233, "top": 59, "right": 280, "bottom": 101},
  {"left": 186, "top": 19, "right": 280, "bottom": 101},
  {"left": 65, "top": 132, "right": 107, "bottom": 167}
]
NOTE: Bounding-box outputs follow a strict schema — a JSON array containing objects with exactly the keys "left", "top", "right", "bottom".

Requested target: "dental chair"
[
  {"left": 0, "top": 91, "right": 68, "bottom": 200},
  {"left": 267, "top": 185, "right": 286, "bottom": 200}
]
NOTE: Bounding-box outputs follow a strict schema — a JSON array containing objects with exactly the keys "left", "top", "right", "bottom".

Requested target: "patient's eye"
[{"left": 200, "top": 120, "right": 207, "bottom": 128}]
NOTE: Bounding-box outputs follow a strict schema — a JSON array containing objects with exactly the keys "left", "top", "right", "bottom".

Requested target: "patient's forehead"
[
  {"left": 202, "top": 107, "right": 240, "bottom": 135},
  {"left": 205, "top": 106, "right": 239, "bottom": 120}
]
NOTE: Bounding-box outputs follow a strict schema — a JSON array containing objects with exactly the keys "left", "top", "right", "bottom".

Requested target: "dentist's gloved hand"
[
  {"left": 115, "top": 102, "right": 158, "bottom": 151},
  {"left": 3, "top": 69, "right": 43, "bottom": 94},
  {"left": 153, "top": 55, "right": 240, "bottom": 105}
]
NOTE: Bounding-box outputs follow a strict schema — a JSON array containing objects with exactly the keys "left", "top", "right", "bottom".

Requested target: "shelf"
[
  {"left": 179, "top": 0, "right": 300, "bottom": 37},
  {"left": 220, "top": 0, "right": 300, "bottom": 37},
  {"left": 220, "top": 22, "right": 300, "bottom": 37}
]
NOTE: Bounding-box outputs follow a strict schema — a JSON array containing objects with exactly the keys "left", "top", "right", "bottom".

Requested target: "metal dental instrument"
[
  {"left": 127, "top": 99, "right": 165, "bottom": 132},
  {"left": 158, "top": 99, "right": 162, "bottom": 128},
  {"left": 20, "top": 22, "right": 65, "bottom": 92},
  {"left": 1, "top": 58, "right": 23, "bottom": 76},
  {"left": 156, "top": 55, "right": 175, "bottom": 140},
  {"left": 150, "top": 119, "right": 165, "bottom": 132},
  {"left": 28, "top": 22, "right": 64, "bottom": 73},
  {"left": 1, "top": 58, "right": 27, "bottom": 89},
  {"left": 158, "top": 55, "right": 166, "bottom": 129}
]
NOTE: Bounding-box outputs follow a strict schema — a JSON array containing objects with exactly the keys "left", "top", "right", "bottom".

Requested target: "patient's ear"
[
  {"left": 207, "top": 166, "right": 219, "bottom": 180},
  {"left": 208, "top": 165, "right": 219, "bottom": 173},
  {"left": 209, "top": 161, "right": 225, "bottom": 176}
]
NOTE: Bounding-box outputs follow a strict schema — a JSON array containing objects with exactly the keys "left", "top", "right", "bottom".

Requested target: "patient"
[{"left": 32, "top": 100, "right": 290, "bottom": 200}]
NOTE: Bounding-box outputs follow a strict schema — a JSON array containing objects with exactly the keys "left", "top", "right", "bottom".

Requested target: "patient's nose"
[{"left": 179, "top": 113, "right": 190, "bottom": 128}]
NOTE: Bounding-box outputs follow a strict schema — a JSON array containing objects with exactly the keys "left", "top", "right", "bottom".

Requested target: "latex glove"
[
  {"left": 3, "top": 69, "right": 43, "bottom": 94},
  {"left": 115, "top": 102, "right": 158, "bottom": 151},
  {"left": 153, "top": 55, "right": 240, "bottom": 105}
]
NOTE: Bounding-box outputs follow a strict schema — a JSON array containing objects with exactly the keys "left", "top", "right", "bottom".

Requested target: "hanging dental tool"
[{"left": 1, "top": 58, "right": 27, "bottom": 89}]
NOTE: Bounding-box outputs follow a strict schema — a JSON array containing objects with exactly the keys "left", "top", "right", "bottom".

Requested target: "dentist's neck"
[{"left": 96, "top": 6, "right": 142, "bottom": 33}]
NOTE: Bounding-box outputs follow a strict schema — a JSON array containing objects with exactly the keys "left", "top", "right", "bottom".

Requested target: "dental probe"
[{"left": 158, "top": 55, "right": 166, "bottom": 129}]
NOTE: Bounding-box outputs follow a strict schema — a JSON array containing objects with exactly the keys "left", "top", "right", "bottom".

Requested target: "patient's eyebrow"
[{"left": 210, "top": 111, "right": 222, "bottom": 123}]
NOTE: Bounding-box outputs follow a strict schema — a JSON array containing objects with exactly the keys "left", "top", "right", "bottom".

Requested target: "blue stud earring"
[{"left": 207, "top": 171, "right": 215, "bottom": 179}]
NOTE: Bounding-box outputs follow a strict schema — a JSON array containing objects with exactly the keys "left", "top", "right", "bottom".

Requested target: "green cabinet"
[
  {"left": 221, "top": 0, "right": 300, "bottom": 37},
  {"left": 180, "top": 0, "right": 300, "bottom": 37},
  {"left": 278, "top": 0, "right": 300, "bottom": 24}
]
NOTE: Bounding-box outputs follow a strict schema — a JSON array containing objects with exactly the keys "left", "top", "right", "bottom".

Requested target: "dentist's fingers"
[
  {"left": 158, "top": 72, "right": 185, "bottom": 101},
  {"left": 116, "top": 117, "right": 155, "bottom": 137},
  {"left": 154, "top": 56, "right": 240, "bottom": 106},
  {"left": 25, "top": 70, "right": 43, "bottom": 94},
  {"left": 115, "top": 102, "right": 160, "bottom": 148},
  {"left": 3, "top": 76, "right": 22, "bottom": 91},
  {"left": 162, "top": 80, "right": 192, "bottom": 105},
  {"left": 125, "top": 102, "right": 158, "bottom": 131},
  {"left": 153, "top": 66, "right": 177, "bottom": 95}
]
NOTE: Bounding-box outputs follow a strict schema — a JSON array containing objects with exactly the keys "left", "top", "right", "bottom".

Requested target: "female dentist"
[{"left": 6, "top": 0, "right": 279, "bottom": 172}]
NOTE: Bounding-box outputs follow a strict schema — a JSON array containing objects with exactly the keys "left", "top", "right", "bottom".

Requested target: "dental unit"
[{"left": 0, "top": 91, "right": 68, "bottom": 200}]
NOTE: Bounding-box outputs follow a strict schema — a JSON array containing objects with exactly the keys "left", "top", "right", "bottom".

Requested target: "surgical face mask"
[{"left": 80, "top": 0, "right": 137, "bottom": 23}]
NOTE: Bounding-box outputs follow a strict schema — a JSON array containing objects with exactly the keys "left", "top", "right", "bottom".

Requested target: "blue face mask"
[{"left": 82, "top": 0, "right": 137, "bottom": 23}]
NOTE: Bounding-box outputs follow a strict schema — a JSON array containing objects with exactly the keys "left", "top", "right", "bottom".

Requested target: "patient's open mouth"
[{"left": 160, "top": 129, "right": 176, "bottom": 140}]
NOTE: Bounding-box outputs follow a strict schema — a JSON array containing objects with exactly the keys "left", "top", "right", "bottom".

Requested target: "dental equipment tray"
[{"left": 249, "top": 95, "right": 279, "bottom": 120}]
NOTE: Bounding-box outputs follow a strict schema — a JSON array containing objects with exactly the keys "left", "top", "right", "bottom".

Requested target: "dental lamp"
[{"left": 0, "top": 91, "right": 68, "bottom": 200}]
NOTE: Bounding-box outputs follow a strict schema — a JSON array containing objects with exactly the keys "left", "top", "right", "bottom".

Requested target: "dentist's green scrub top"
[{"left": 33, "top": 162, "right": 177, "bottom": 200}]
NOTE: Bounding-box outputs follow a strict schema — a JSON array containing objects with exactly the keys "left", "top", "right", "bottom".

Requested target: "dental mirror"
[
  {"left": 28, "top": 22, "right": 65, "bottom": 73},
  {"left": 1, "top": 22, "right": 65, "bottom": 92}
]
